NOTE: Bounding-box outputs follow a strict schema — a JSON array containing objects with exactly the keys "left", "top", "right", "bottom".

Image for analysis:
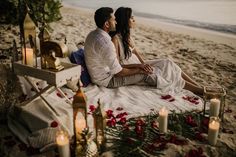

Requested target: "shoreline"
[
  {"left": 62, "top": 3, "right": 236, "bottom": 49},
  {"left": 136, "top": 16, "right": 236, "bottom": 49}
]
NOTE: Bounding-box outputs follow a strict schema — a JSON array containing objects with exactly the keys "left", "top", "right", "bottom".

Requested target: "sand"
[{"left": 0, "top": 5, "right": 236, "bottom": 157}]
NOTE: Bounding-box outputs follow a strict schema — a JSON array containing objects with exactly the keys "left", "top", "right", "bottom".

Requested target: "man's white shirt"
[{"left": 84, "top": 28, "right": 122, "bottom": 87}]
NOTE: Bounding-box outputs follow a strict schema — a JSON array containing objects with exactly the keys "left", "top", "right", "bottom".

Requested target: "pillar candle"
[
  {"left": 56, "top": 130, "right": 70, "bottom": 157},
  {"left": 75, "top": 113, "right": 86, "bottom": 140},
  {"left": 208, "top": 119, "right": 220, "bottom": 146},
  {"left": 210, "top": 98, "right": 220, "bottom": 117},
  {"left": 22, "top": 48, "right": 34, "bottom": 66},
  {"left": 76, "top": 118, "right": 86, "bottom": 134},
  {"left": 159, "top": 107, "right": 168, "bottom": 133}
]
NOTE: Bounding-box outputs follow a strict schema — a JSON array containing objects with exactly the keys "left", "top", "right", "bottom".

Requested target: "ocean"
[{"left": 62, "top": 0, "right": 236, "bottom": 35}]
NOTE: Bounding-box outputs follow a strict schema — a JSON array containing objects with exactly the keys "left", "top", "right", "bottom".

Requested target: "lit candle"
[
  {"left": 22, "top": 48, "right": 34, "bottom": 66},
  {"left": 75, "top": 113, "right": 86, "bottom": 140},
  {"left": 159, "top": 107, "right": 168, "bottom": 133},
  {"left": 76, "top": 119, "right": 86, "bottom": 134},
  {"left": 97, "top": 130, "right": 103, "bottom": 145},
  {"left": 56, "top": 130, "right": 70, "bottom": 157},
  {"left": 208, "top": 119, "right": 220, "bottom": 146},
  {"left": 210, "top": 98, "right": 220, "bottom": 117}
]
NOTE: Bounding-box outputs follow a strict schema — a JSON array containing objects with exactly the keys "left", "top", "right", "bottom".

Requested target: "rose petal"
[
  {"left": 89, "top": 105, "right": 96, "bottom": 113},
  {"left": 116, "top": 107, "right": 123, "bottom": 111},
  {"left": 50, "top": 121, "right": 58, "bottom": 128},
  {"left": 169, "top": 98, "right": 175, "bottom": 102},
  {"left": 56, "top": 92, "right": 63, "bottom": 98},
  {"left": 161, "top": 95, "right": 172, "bottom": 100}
]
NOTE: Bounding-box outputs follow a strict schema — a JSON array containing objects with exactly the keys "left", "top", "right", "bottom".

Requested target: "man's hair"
[{"left": 94, "top": 7, "right": 113, "bottom": 29}]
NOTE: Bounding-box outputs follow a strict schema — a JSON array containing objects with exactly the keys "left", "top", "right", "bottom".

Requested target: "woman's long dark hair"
[{"left": 113, "top": 7, "right": 132, "bottom": 59}]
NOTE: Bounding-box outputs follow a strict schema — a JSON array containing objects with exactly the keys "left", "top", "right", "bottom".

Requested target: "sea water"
[{"left": 63, "top": 0, "right": 236, "bottom": 35}]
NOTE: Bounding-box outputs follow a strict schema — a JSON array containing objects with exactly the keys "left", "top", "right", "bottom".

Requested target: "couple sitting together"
[{"left": 84, "top": 7, "right": 204, "bottom": 95}]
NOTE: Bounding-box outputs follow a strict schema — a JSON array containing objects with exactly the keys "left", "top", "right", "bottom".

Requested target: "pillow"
[{"left": 70, "top": 48, "right": 91, "bottom": 87}]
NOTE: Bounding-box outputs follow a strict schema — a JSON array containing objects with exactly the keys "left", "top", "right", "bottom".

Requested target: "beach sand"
[{"left": 0, "top": 5, "right": 236, "bottom": 157}]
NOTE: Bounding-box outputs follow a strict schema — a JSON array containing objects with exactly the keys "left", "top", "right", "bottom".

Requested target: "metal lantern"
[
  {"left": 93, "top": 100, "right": 106, "bottom": 151},
  {"left": 22, "top": 12, "right": 37, "bottom": 67},
  {"left": 72, "top": 81, "right": 87, "bottom": 156},
  {"left": 203, "top": 86, "right": 226, "bottom": 121}
]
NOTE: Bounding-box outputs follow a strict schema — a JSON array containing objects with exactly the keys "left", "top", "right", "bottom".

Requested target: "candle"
[
  {"left": 56, "top": 130, "right": 70, "bottom": 157},
  {"left": 75, "top": 113, "right": 86, "bottom": 140},
  {"left": 159, "top": 107, "right": 168, "bottom": 133},
  {"left": 22, "top": 48, "right": 34, "bottom": 66},
  {"left": 76, "top": 119, "right": 86, "bottom": 134},
  {"left": 97, "top": 130, "right": 103, "bottom": 145},
  {"left": 210, "top": 98, "right": 220, "bottom": 117},
  {"left": 208, "top": 119, "right": 220, "bottom": 146}
]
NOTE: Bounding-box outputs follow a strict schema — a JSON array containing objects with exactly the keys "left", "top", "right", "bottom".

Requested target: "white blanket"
[
  {"left": 8, "top": 82, "right": 203, "bottom": 150},
  {"left": 84, "top": 84, "right": 203, "bottom": 118}
]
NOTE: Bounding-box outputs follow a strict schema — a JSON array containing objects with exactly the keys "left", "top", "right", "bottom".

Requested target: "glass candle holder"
[{"left": 203, "top": 86, "right": 226, "bottom": 121}]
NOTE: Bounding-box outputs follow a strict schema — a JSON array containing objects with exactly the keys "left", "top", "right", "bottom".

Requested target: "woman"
[{"left": 111, "top": 7, "right": 204, "bottom": 95}]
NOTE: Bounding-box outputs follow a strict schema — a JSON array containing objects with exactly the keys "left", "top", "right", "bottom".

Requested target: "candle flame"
[
  {"left": 160, "top": 107, "right": 166, "bottom": 112},
  {"left": 212, "top": 120, "right": 215, "bottom": 125}
]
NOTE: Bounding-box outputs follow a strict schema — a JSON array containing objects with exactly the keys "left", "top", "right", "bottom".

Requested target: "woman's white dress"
[{"left": 116, "top": 35, "right": 185, "bottom": 94}]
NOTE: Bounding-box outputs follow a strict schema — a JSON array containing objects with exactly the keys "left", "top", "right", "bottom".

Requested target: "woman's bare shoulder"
[{"left": 112, "top": 34, "right": 119, "bottom": 42}]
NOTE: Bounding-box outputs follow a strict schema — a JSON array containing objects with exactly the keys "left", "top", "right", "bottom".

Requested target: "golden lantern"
[
  {"left": 22, "top": 12, "right": 37, "bottom": 67},
  {"left": 93, "top": 99, "right": 106, "bottom": 151},
  {"left": 203, "top": 86, "right": 226, "bottom": 121},
  {"left": 73, "top": 82, "right": 87, "bottom": 140}
]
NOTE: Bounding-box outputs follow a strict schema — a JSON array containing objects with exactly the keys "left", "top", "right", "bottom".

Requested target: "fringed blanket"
[{"left": 4, "top": 83, "right": 204, "bottom": 156}]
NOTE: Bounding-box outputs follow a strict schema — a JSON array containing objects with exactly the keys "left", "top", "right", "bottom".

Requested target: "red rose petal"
[
  {"left": 56, "top": 92, "right": 63, "bottom": 98},
  {"left": 51, "top": 121, "right": 58, "bottom": 128},
  {"left": 161, "top": 95, "right": 172, "bottom": 100},
  {"left": 116, "top": 107, "right": 123, "bottom": 111},
  {"left": 169, "top": 98, "right": 175, "bottom": 102},
  {"left": 89, "top": 105, "right": 96, "bottom": 113}
]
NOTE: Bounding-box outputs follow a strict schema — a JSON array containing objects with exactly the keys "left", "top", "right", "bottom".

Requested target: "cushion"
[{"left": 70, "top": 48, "right": 91, "bottom": 87}]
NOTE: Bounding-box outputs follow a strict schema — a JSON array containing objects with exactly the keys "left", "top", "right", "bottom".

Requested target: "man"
[{"left": 84, "top": 7, "right": 156, "bottom": 88}]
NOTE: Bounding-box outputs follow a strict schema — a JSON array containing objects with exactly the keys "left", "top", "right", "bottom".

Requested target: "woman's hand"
[{"left": 139, "top": 63, "right": 153, "bottom": 74}]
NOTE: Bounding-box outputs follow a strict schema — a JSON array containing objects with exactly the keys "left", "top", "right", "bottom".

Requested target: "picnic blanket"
[{"left": 7, "top": 83, "right": 203, "bottom": 152}]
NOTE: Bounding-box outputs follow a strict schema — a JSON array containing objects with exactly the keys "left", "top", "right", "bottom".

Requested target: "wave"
[{"left": 134, "top": 11, "right": 236, "bottom": 35}]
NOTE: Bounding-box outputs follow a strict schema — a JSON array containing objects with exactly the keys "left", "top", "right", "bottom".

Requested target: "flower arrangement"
[
  {"left": 88, "top": 100, "right": 235, "bottom": 157},
  {"left": 89, "top": 105, "right": 207, "bottom": 156}
]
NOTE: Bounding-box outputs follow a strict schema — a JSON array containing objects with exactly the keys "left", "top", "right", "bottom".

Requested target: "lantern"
[
  {"left": 203, "top": 86, "right": 226, "bottom": 121},
  {"left": 22, "top": 12, "right": 37, "bottom": 67},
  {"left": 93, "top": 99, "right": 106, "bottom": 151},
  {"left": 72, "top": 81, "right": 87, "bottom": 139}
]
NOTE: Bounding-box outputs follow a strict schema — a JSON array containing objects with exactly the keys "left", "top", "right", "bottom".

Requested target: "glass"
[{"left": 203, "top": 86, "right": 226, "bottom": 121}]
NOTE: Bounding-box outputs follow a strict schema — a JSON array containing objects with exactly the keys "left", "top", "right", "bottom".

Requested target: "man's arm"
[{"left": 115, "top": 67, "right": 148, "bottom": 77}]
